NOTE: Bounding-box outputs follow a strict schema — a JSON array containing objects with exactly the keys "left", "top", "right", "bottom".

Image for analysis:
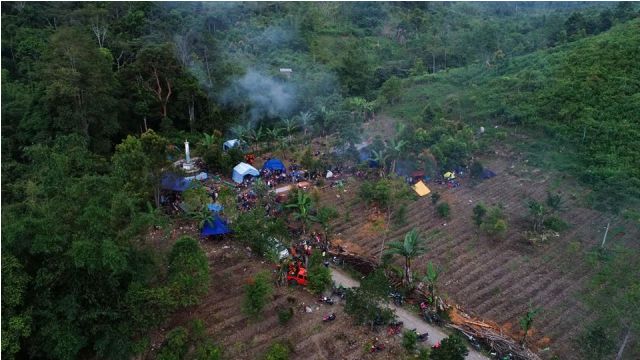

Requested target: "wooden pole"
[{"left": 601, "top": 221, "right": 610, "bottom": 248}]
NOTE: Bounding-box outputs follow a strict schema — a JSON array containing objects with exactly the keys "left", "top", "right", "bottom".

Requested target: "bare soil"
[
  {"left": 317, "top": 142, "right": 639, "bottom": 359},
  {"left": 147, "top": 239, "right": 407, "bottom": 360}
]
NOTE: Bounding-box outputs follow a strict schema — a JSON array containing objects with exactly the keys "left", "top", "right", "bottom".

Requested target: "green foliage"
[
  {"left": 519, "top": 305, "right": 541, "bottom": 344},
  {"left": 168, "top": 236, "right": 210, "bottom": 307},
  {"left": 307, "top": 251, "right": 332, "bottom": 294},
  {"left": 263, "top": 342, "right": 290, "bottom": 360},
  {"left": 578, "top": 325, "right": 615, "bottom": 360},
  {"left": 242, "top": 271, "right": 273, "bottom": 319},
  {"left": 402, "top": 330, "right": 418, "bottom": 352},
  {"left": 470, "top": 161, "right": 484, "bottom": 179},
  {"left": 1, "top": 255, "right": 32, "bottom": 358},
  {"left": 183, "top": 184, "right": 211, "bottom": 213},
  {"left": 345, "top": 270, "right": 394, "bottom": 329},
  {"left": 385, "top": 229, "right": 427, "bottom": 284},
  {"left": 543, "top": 216, "right": 569, "bottom": 232},
  {"left": 277, "top": 307, "right": 294, "bottom": 325},
  {"left": 480, "top": 206, "right": 508, "bottom": 238},
  {"left": 436, "top": 202, "right": 451, "bottom": 219},
  {"left": 233, "top": 208, "right": 288, "bottom": 255},
  {"left": 157, "top": 327, "right": 189, "bottom": 360},
  {"left": 431, "top": 192, "right": 441, "bottom": 204},
  {"left": 430, "top": 334, "right": 469, "bottom": 360},
  {"left": 472, "top": 203, "right": 487, "bottom": 227}
]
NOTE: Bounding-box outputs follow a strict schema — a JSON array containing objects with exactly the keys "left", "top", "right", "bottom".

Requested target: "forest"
[{"left": 2, "top": 2, "right": 639, "bottom": 360}]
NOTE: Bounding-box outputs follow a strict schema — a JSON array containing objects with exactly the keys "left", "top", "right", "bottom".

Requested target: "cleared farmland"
[{"left": 318, "top": 148, "right": 638, "bottom": 359}]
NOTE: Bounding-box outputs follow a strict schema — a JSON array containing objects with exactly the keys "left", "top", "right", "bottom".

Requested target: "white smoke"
[{"left": 222, "top": 69, "right": 297, "bottom": 124}]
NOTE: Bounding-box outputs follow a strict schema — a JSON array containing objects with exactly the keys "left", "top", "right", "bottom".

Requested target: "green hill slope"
[{"left": 388, "top": 19, "right": 640, "bottom": 212}]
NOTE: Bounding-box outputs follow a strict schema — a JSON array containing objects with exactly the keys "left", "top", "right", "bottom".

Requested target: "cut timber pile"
[
  {"left": 448, "top": 307, "right": 542, "bottom": 360},
  {"left": 329, "top": 242, "right": 541, "bottom": 360}
]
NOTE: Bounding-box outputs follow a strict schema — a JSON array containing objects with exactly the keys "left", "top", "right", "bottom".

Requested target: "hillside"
[{"left": 387, "top": 19, "right": 640, "bottom": 213}]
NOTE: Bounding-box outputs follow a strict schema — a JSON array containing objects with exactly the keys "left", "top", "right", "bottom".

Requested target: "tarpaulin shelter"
[
  {"left": 262, "top": 158, "right": 286, "bottom": 172},
  {"left": 201, "top": 215, "right": 231, "bottom": 236},
  {"left": 232, "top": 162, "right": 259, "bottom": 183},
  {"left": 412, "top": 181, "right": 431, "bottom": 197},
  {"left": 444, "top": 171, "right": 456, "bottom": 180},
  {"left": 161, "top": 173, "right": 193, "bottom": 192},
  {"left": 482, "top": 169, "right": 497, "bottom": 179},
  {"left": 207, "top": 203, "right": 223, "bottom": 212},
  {"left": 223, "top": 139, "right": 240, "bottom": 151}
]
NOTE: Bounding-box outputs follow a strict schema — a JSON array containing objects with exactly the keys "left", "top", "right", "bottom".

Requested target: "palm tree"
[
  {"left": 299, "top": 111, "right": 314, "bottom": 137},
  {"left": 230, "top": 124, "right": 250, "bottom": 144},
  {"left": 371, "top": 149, "right": 389, "bottom": 177},
  {"left": 285, "top": 191, "right": 315, "bottom": 234},
  {"left": 266, "top": 127, "right": 284, "bottom": 150},
  {"left": 248, "top": 126, "right": 265, "bottom": 152},
  {"left": 199, "top": 132, "right": 218, "bottom": 148},
  {"left": 189, "top": 206, "right": 215, "bottom": 228},
  {"left": 386, "top": 138, "right": 408, "bottom": 175},
  {"left": 282, "top": 118, "right": 298, "bottom": 144},
  {"left": 385, "top": 229, "right": 427, "bottom": 285},
  {"left": 421, "top": 262, "right": 440, "bottom": 311}
]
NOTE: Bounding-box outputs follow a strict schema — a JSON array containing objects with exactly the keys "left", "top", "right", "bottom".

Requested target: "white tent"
[
  {"left": 232, "top": 162, "right": 259, "bottom": 183},
  {"left": 223, "top": 139, "right": 240, "bottom": 151}
]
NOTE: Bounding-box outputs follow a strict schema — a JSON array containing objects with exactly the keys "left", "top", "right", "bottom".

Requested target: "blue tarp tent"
[
  {"left": 207, "top": 203, "right": 223, "bottom": 212},
  {"left": 201, "top": 215, "right": 231, "bottom": 236},
  {"left": 482, "top": 169, "right": 497, "bottom": 179},
  {"left": 262, "top": 159, "right": 286, "bottom": 172},
  {"left": 161, "top": 173, "right": 192, "bottom": 192}
]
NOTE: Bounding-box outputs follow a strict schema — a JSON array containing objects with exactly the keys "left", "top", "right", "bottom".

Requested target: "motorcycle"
[
  {"left": 322, "top": 313, "right": 336, "bottom": 322},
  {"left": 332, "top": 286, "right": 347, "bottom": 300},
  {"left": 389, "top": 291, "right": 404, "bottom": 306},
  {"left": 318, "top": 296, "right": 335, "bottom": 305},
  {"left": 411, "top": 329, "right": 428, "bottom": 342},
  {"left": 370, "top": 339, "right": 385, "bottom": 353},
  {"left": 423, "top": 309, "right": 443, "bottom": 326}
]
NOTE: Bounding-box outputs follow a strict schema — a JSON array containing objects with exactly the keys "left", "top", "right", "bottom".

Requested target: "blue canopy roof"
[
  {"left": 482, "top": 169, "right": 497, "bottom": 179},
  {"left": 201, "top": 215, "right": 231, "bottom": 236},
  {"left": 262, "top": 159, "right": 286, "bottom": 172},
  {"left": 161, "top": 173, "right": 192, "bottom": 192},
  {"left": 207, "top": 203, "right": 223, "bottom": 212}
]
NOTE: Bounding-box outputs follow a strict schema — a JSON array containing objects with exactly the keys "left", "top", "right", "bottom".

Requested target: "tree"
[
  {"left": 168, "top": 236, "right": 210, "bottom": 307},
  {"left": 578, "top": 325, "right": 615, "bottom": 360},
  {"left": 422, "top": 262, "right": 441, "bottom": 312},
  {"left": 242, "top": 271, "right": 273, "bottom": 319},
  {"left": 402, "top": 330, "right": 418, "bottom": 353},
  {"left": 480, "top": 205, "right": 508, "bottom": 238},
  {"left": 370, "top": 149, "right": 389, "bottom": 177},
  {"left": 379, "top": 76, "right": 402, "bottom": 104},
  {"left": 282, "top": 118, "right": 298, "bottom": 144},
  {"left": 133, "top": 43, "right": 181, "bottom": 120},
  {"left": 385, "top": 229, "right": 427, "bottom": 285},
  {"left": 157, "top": 327, "right": 189, "bottom": 360},
  {"left": 344, "top": 270, "right": 395, "bottom": 330},
  {"left": 436, "top": 202, "right": 451, "bottom": 219},
  {"left": 527, "top": 200, "right": 546, "bottom": 233},
  {"left": 519, "top": 304, "right": 541, "bottom": 345},
  {"left": 1, "top": 255, "right": 32, "bottom": 358},
  {"left": 285, "top": 191, "right": 315, "bottom": 234},
  {"left": 386, "top": 138, "right": 408, "bottom": 175},
  {"left": 472, "top": 203, "right": 487, "bottom": 227},
  {"left": 113, "top": 130, "right": 170, "bottom": 208},
  {"left": 430, "top": 334, "right": 468, "bottom": 360},
  {"left": 315, "top": 206, "right": 339, "bottom": 241},
  {"left": 307, "top": 251, "right": 332, "bottom": 294},
  {"left": 183, "top": 184, "right": 211, "bottom": 213}
]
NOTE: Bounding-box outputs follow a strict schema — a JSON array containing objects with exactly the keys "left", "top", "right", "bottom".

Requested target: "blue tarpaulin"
[
  {"left": 161, "top": 173, "right": 192, "bottom": 192},
  {"left": 207, "top": 203, "right": 223, "bottom": 212},
  {"left": 482, "top": 169, "right": 497, "bottom": 179},
  {"left": 201, "top": 215, "right": 231, "bottom": 236},
  {"left": 262, "top": 159, "right": 286, "bottom": 172}
]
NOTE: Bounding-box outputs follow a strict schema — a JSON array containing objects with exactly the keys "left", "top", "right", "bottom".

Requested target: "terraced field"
[
  {"left": 318, "top": 149, "right": 638, "bottom": 359},
  {"left": 148, "top": 239, "right": 405, "bottom": 360}
]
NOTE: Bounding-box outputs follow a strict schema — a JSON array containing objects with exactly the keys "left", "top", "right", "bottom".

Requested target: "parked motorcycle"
[
  {"left": 318, "top": 296, "right": 335, "bottom": 305},
  {"left": 322, "top": 313, "right": 336, "bottom": 322},
  {"left": 389, "top": 291, "right": 404, "bottom": 306},
  {"left": 332, "top": 285, "right": 347, "bottom": 300},
  {"left": 411, "top": 328, "right": 428, "bottom": 342}
]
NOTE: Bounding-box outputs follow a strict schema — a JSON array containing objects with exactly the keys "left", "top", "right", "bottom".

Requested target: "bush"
[
  {"left": 472, "top": 203, "right": 487, "bottom": 227},
  {"left": 431, "top": 192, "right": 441, "bottom": 204},
  {"left": 470, "top": 161, "right": 484, "bottom": 179},
  {"left": 392, "top": 204, "right": 408, "bottom": 226},
  {"left": 264, "top": 342, "right": 290, "bottom": 360},
  {"left": 481, "top": 206, "right": 508, "bottom": 238},
  {"left": 436, "top": 202, "right": 451, "bottom": 219},
  {"left": 402, "top": 330, "right": 418, "bottom": 352},
  {"left": 543, "top": 215, "right": 569, "bottom": 232},
  {"left": 168, "top": 236, "right": 210, "bottom": 307},
  {"left": 157, "top": 327, "right": 189, "bottom": 360},
  {"left": 308, "top": 255, "right": 332, "bottom": 295},
  {"left": 242, "top": 271, "right": 273, "bottom": 319},
  {"left": 277, "top": 307, "right": 294, "bottom": 325},
  {"left": 430, "top": 334, "right": 469, "bottom": 360}
]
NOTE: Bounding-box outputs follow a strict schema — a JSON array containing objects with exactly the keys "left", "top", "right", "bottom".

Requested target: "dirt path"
[{"left": 331, "top": 268, "right": 489, "bottom": 360}]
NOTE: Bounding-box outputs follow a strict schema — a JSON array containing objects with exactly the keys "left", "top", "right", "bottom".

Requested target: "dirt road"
[{"left": 331, "top": 267, "right": 489, "bottom": 360}]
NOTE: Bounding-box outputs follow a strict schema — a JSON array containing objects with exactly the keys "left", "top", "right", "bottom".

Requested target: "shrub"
[
  {"left": 308, "top": 260, "right": 332, "bottom": 294},
  {"left": 470, "top": 160, "right": 484, "bottom": 179},
  {"left": 392, "top": 204, "right": 408, "bottom": 227},
  {"left": 543, "top": 216, "right": 569, "bottom": 232},
  {"left": 242, "top": 271, "right": 273, "bottom": 319},
  {"left": 264, "top": 342, "right": 290, "bottom": 360},
  {"left": 402, "top": 330, "right": 418, "bottom": 352},
  {"left": 277, "top": 307, "right": 294, "bottom": 325},
  {"left": 168, "top": 236, "right": 210, "bottom": 307},
  {"left": 431, "top": 192, "right": 441, "bottom": 204},
  {"left": 436, "top": 202, "right": 451, "bottom": 219},
  {"left": 481, "top": 206, "right": 508, "bottom": 238},
  {"left": 472, "top": 203, "right": 487, "bottom": 227},
  {"left": 157, "top": 327, "right": 189, "bottom": 360},
  {"left": 430, "top": 334, "right": 469, "bottom": 360}
]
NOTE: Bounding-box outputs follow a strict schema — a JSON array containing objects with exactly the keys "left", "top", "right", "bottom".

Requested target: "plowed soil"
[
  {"left": 317, "top": 145, "right": 639, "bottom": 359},
  {"left": 147, "top": 239, "right": 406, "bottom": 360}
]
